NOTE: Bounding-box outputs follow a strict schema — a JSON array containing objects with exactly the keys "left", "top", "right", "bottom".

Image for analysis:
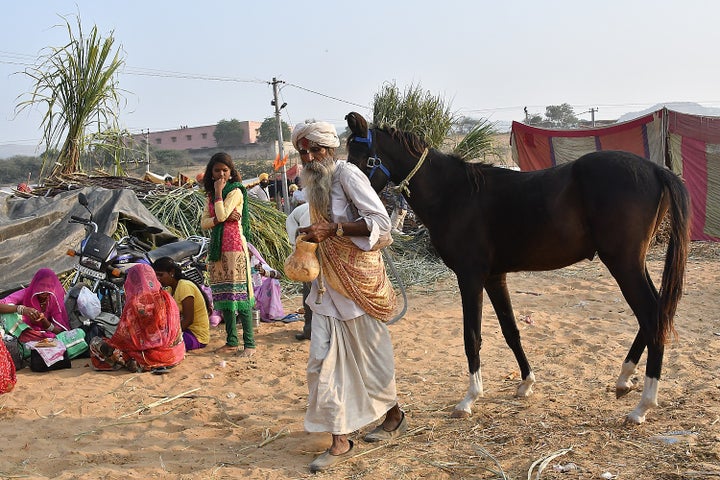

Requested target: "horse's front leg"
[
  {"left": 485, "top": 273, "right": 535, "bottom": 398},
  {"left": 451, "top": 272, "right": 485, "bottom": 419},
  {"left": 616, "top": 332, "right": 645, "bottom": 398}
]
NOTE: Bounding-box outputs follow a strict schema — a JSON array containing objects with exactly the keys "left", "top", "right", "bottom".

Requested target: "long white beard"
[{"left": 301, "top": 157, "right": 336, "bottom": 221}]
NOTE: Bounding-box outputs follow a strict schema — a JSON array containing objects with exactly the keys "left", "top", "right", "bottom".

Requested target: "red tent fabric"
[
  {"left": 667, "top": 111, "right": 720, "bottom": 241},
  {"left": 511, "top": 111, "right": 665, "bottom": 171}
]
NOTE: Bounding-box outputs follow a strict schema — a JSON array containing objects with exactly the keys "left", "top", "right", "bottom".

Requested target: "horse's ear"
[{"left": 345, "top": 112, "right": 367, "bottom": 136}]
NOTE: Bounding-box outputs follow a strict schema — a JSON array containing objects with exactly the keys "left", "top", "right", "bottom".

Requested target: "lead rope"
[
  {"left": 382, "top": 248, "right": 407, "bottom": 325},
  {"left": 393, "top": 148, "right": 429, "bottom": 198}
]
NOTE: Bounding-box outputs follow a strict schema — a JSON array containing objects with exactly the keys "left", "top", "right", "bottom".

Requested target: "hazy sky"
[{"left": 1, "top": 0, "right": 719, "bottom": 151}]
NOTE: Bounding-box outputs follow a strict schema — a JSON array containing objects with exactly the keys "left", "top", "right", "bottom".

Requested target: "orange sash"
[{"left": 317, "top": 234, "right": 396, "bottom": 321}]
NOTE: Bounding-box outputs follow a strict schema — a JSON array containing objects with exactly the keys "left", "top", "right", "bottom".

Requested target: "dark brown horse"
[{"left": 344, "top": 112, "right": 690, "bottom": 424}]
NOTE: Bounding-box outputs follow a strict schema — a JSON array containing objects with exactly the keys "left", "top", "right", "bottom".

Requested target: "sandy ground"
[{"left": 1, "top": 243, "right": 719, "bottom": 480}]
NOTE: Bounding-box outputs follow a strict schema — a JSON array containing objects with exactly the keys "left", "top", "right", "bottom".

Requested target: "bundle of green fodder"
[
  {"left": 386, "top": 227, "right": 452, "bottom": 288},
  {"left": 140, "top": 189, "right": 291, "bottom": 273}
]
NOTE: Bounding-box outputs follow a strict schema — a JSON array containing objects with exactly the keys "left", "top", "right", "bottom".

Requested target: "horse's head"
[{"left": 345, "top": 112, "right": 391, "bottom": 192}]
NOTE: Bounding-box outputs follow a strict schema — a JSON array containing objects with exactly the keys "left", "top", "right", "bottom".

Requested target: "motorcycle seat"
[{"left": 148, "top": 240, "right": 201, "bottom": 263}]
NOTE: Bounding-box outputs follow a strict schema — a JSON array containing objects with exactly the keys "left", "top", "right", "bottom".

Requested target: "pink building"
[{"left": 133, "top": 121, "right": 262, "bottom": 151}]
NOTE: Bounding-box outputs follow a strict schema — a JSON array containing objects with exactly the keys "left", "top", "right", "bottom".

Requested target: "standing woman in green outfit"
[{"left": 200, "top": 152, "right": 256, "bottom": 357}]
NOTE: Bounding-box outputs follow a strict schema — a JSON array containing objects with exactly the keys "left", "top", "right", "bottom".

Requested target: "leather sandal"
[
  {"left": 309, "top": 440, "right": 354, "bottom": 473},
  {"left": 363, "top": 412, "right": 408, "bottom": 442}
]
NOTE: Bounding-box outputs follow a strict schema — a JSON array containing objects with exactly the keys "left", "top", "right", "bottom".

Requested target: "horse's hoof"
[
  {"left": 624, "top": 412, "right": 645, "bottom": 425},
  {"left": 450, "top": 409, "right": 471, "bottom": 419},
  {"left": 515, "top": 372, "right": 536, "bottom": 398},
  {"left": 616, "top": 386, "right": 632, "bottom": 399},
  {"left": 515, "top": 384, "right": 534, "bottom": 398}
]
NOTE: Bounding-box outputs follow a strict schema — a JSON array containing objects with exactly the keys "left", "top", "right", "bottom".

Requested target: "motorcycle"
[
  {"left": 67, "top": 192, "right": 209, "bottom": 317},
  {"left": 146, "top": 236, "right": 209, "bottom": 286}
]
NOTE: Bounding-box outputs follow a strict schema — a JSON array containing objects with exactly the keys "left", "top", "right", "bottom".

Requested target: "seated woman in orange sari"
[{"left": 90, "top": 264, "right": 185, "bottom": 372}]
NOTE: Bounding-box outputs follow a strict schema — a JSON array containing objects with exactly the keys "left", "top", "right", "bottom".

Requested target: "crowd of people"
[{"left": 0, "top": 120, "right": 405, "bottom": 473}]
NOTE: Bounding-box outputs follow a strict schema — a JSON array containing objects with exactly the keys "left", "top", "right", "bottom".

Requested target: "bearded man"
[{"left": 293, "top": 121, "right": 407, "bottom": 473}]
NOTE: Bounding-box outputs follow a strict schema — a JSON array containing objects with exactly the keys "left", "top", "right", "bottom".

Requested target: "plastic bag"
[{"left": 77, "top": 286, "right": 101, "bottom": 320}]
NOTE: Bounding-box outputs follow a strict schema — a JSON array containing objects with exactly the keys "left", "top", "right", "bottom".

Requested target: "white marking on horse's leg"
[
  {"left": 452, "top": 368, "right": 483, "bottom": 418},
  {"left": 516, "top": 371, "right": 536, "bottom": 398},
  {"left": 626, "top": 376, "right": 659, "bottom": 424},
  {"left": 616, "top": 361, "right": 637, "bottom": 398}
]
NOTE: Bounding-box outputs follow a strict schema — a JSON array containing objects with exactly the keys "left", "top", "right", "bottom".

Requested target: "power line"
[
  {"left": 284, "top": 82, "right": 371, "bottom": 111},
  {"left": 123, "top": 67, "right": 266, "bottom": 84}
]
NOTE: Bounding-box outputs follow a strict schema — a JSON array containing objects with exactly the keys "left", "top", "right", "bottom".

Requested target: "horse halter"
[
  {"left": 352, "top": 128, "right": 429, "bottom": 198},
  {"left": 351, "top": 130, "right": 390, "bottom": 181}
]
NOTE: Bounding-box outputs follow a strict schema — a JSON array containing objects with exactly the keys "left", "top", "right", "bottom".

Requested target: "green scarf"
[{"left": 208, "top": 182, "right": 251, "bottom": 262}]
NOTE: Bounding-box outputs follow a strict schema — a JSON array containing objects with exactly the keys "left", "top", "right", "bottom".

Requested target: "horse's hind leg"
[
  {"left": 603, "top": 259, "right": 661, "bottom": 424},
  {"left": 485, "top": 273, "right": 535, "bottom": 397},
  {"left": 617, "top": 268, "right": 658, "bottom": 397}
]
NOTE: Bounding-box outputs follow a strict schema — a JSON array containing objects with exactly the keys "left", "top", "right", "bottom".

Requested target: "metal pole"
[
  {"left": 272, "top": 77, "right": 291, "bottom": 214},
  {"left": 145, "top": 129, "right": 150, "bottom": 173}
]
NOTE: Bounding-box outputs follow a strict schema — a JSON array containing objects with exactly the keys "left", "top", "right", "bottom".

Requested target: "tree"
[
  {"left": 213, "top": 119, "right": 245, "bottom": 147},
  {"left": 0, "top": 155, "right": 43, "bottom": 185},
  {"left": 526, "top": 103, "right": 580, "bottom": 128},
  {"left": 525, "top": 113, "right": 544, "bottom": 125},
  {"left": 544, "top": 103, "right": 580, "bottom": 128},
  {"left": 17, "top": 15, "right": 126, "bottom": 180},
  {"left": 452, "top": 116, "right": 481, "bottom": 135},
  {"left": 256, "top": 117, "right": 291, "bottom": 144}
]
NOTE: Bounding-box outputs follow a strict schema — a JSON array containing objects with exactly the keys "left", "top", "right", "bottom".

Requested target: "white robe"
[{"left": 304, "top": 160, "right": 397, "bottom": 435}]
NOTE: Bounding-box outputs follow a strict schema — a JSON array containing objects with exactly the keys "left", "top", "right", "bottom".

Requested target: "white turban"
[
  {"left": 291, "top": 123, "right": 310, "bottom": 150},
  {"left": 292, "top": 121, "right": 340, "bottom": 150}
]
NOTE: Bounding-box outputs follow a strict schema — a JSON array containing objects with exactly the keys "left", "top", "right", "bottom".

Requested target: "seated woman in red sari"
[
  {"left": 90, "top": 264, "right": 185, "bottom": 372},
  {"left": 0, "top": 268, "right": 70, "bottom": 342}
]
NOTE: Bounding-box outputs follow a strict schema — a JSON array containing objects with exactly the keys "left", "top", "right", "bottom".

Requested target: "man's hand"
[{"left": 298, "top": 222, "right": 337, "bottom": 243}]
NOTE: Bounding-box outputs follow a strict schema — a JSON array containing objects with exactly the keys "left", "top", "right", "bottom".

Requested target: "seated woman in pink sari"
[
  {"left": 90, "top": 264, "right": 185, "bottom": 373},
  {"left": 0, "top": 268, "right": 70, "bottom": 342}
]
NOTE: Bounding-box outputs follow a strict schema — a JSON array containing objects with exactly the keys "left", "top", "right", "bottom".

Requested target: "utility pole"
[
  {"left": 588, "top": 107, "right": 598, "bottom": 127},
  {"left": 145, "top": 129, "right": 150, "bottom": 172},
  {"left": 271, "top": 77, "right": 290, "bottom": 214}
]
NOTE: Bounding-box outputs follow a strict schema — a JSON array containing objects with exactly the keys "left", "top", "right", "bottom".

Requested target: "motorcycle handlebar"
[{"left": 70, "top": 216, "right": 98, "bottom": 233}]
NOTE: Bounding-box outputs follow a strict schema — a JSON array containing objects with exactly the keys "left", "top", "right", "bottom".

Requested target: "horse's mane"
[{"left": 377, "top": 125, "right": 494, "bottom": 192}]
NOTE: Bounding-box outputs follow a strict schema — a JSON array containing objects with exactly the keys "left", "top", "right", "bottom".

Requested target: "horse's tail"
[{"left": 656, "top": 169, "right": 691, "bottom": 345}]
